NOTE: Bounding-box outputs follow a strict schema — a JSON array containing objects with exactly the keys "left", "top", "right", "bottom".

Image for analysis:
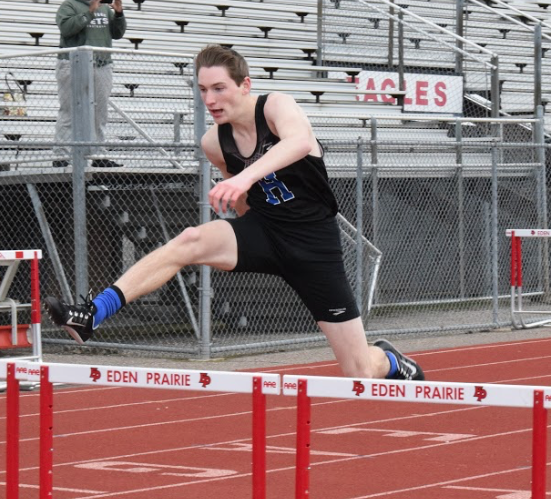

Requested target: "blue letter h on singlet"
[{"left": 258, "top": 172, "right": 295, "bottom": 205}]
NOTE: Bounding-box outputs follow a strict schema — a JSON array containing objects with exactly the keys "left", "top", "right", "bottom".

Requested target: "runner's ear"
[{"left": 241, "top": 76, "right": 251, "bottom": 95}]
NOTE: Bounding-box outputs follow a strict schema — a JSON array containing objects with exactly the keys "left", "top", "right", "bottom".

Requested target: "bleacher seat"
[{"left": 2, "top": 0, "right": 545, "bottom": 174}]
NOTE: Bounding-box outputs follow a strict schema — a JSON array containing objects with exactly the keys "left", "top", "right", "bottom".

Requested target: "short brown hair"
[{"left": 195, "top": 45, "right": 249, "bottom": 86}]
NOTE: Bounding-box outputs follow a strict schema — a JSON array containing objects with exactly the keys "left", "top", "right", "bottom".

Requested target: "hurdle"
[
  {"left": 283, "top": 375, "right": 550, "bottom": 499},
  {"left": 507, "top": 229, "right": 551, "bottom": 329},
  {"left": 0, "top": 250, "right": 43, "bottom": 369},
  {"left": 1, "top": 359, "right": 280, "bottom": 499}
]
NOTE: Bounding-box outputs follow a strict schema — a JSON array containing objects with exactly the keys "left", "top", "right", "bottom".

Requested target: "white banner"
[
  {"left": 283, "top": 375, "right": 542, "bottom": 408},
  {"left": 339, "top": 70, "right": 464, "bottom": 114},
  {"left": 46, "top": 362, "right": 280, "bottom": 395}
]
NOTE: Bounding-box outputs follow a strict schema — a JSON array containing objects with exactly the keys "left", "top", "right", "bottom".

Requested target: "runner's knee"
[{"left": 169, "top": 227, "right": 203, "bottom": 263}]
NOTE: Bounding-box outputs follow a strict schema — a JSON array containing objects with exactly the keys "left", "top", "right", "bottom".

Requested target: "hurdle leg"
[
  {"left": 30, "top": 252, "right": 42, "bottom": 361},
  {"left": 510, "top": 232, "right": 519, "bottom": 327},
  {"left": 252, "top": 377, "right": 266, "bottom": 499},
  {"left": 295, "top": 379, "right": 311, "bottom": 499},
  {"left": 6, "top": 363, "right": 19, "bottom": 499},
  {"left": 40, "top": 366, "right": 54, "bottom": 498},
  {"left": 532, "top": 390, "right": 547, "bottom": 499}
]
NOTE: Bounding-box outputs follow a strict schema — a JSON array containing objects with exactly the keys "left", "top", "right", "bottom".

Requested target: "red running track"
[{"left": 1, "top": 337, "right": 550, "bottom": 499}]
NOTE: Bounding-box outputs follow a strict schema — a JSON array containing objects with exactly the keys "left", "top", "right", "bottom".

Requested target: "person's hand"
[
  {"left": 89, "top": 0, "right": 101, "bottom": 12},
  {"left": 112, "top": 0, "right": 123, "bottom": 13},
  {"left": 209, "top": 175, "right": 252, "bottom": 214}
]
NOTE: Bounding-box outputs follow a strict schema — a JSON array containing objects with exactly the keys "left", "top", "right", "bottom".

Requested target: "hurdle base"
[{"left": 19, "top": 381, "right": 40, "bottom": 391}]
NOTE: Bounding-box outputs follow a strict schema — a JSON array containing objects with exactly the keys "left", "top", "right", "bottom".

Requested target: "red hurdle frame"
[
  {"left": 3, "top": 251, "right": 42, "bottom": 499},
  {"left": 5, "top": 364, "right": 270, "bottom": 499},
  {"left": 295, "top": 379, "right": 311, "bottom": 499},
  {"left": 0, "top": 250, "right": 42, "bottom": 358},
  {"left": 532, "top": 390, "right": 548, "bottom": 499},
  {"left": 292, "top": 379, "right": 548, "bottom": 499},
  {"left": 508, "top": 229, "right": 551, "bottom": 329},
  {"left": 6, "top": 364, "right": 19, "bottom": 499}
]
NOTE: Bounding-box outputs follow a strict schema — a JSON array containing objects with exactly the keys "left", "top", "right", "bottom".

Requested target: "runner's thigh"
[{"left": 191, "top": 220, "right": 238, "bottom": 270}]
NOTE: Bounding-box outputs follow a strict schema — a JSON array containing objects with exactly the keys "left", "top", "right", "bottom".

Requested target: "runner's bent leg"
[
  {"left": 319, "top": 317, "right": 390, "bottom": 379},
  {"left": 44, "top": 220, "right": 238, "bottom": 343},
  {"left": 115, "top": 219, "right": 238, "bottom": 303}
]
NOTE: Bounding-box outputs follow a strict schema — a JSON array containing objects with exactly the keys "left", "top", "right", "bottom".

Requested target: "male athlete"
[{"left": 45, "top": 45, "right": 424, "bottom": 381}]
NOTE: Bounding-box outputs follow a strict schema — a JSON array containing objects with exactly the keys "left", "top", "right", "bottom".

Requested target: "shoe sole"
[
  {"left": 44, "top": 296, "right": 86, "bottom": 345},
  {"left": 374, "top": 339, "right": 425, "bottom": 380},
  {"left": 63, "top": 326, "right": 85, "bottom": 345}
]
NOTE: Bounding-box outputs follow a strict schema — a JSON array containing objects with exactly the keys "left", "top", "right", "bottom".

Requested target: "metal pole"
[
  {"left": 398, "top": 9, "right": 405, "bottom": 107},
  {"left": 491, "top": 56, "right": 500, "bottom": 120},
  {"left": 371, "top": 118, "right": 379, "bottom": 249},
  {"left": 71, "top": 47, "right": 94, "bottom": 300},
  {"left": 455, "top": 121, "right": 466, "bottom": 298},
  {"left": 370, "top": 117, "right": 378, "bottom": 165},
  {"left": 316, "top": 0, "right": 323, "bottom": 66},
  {"left": 535, "top": 105, "right": 550, "bottom": 300},
  {"left": 534, "top": 23, "right": 542, "bottom": 116},
  {"left": 490, "top": 57, "right": 501, "bottom": 321},
  {"left": 483, "top": 201, "right": 492, "bottom": 297},
  {"left": 456, "top": 0, "right": 464, "bottom": 74},
  {"left": 388, "top": 0, "right": 395, "bottom": 67},
  {"left": 355, "top": 138, "right": 364, "bottom": 311},
  {"left": 174, "top": 111, "right": 183, "bottom": 157},
  {"left": 193, "top": 70, "right": 211, "bottom": 360},
  {"left": 491, "top": 144, "right": 499, "bottom": 324}
]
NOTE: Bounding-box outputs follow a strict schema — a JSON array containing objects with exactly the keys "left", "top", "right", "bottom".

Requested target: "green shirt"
[{"left": 56, "top": 0, "right": 126, "bottom": 65}]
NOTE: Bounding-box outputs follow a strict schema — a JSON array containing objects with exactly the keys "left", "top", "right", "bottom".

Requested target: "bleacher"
[
  {"left": 0, "top": 0, "right": 548, "bottom": 176},
  {"left": 0, "top": 0, "right": 423, "bottom": 173},
  {"left": 385, "top": 0, "right": 551, "bottom": 119}
]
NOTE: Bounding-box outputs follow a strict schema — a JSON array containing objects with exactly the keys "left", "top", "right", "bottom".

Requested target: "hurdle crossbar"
[
  {"left": 283, "top": 375, "right": 550, "bottom": 499},
  {"left": 506, "top": 229, "right": 551, "bottom": 329},
  {"left": 2, "top": 360, "right": 280, "bottom": 499}
]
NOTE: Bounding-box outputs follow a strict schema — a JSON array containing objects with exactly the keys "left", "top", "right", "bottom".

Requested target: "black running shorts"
[{"left": 226, "top": 210, "right": 360, "bottom": 323}]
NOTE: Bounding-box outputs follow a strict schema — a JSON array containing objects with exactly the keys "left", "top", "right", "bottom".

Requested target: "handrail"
[
  {"left": 306, "top": 113, "right": 538, "bottom": 124},
  {"left": 0, "top": 46, "right": 196, "bottom": 61},
  {"left": 361, "top": 0, "right": 498, "bottom": 63},
  {"left": 467, "top": 0, "right": 551, "bottom": 42}
]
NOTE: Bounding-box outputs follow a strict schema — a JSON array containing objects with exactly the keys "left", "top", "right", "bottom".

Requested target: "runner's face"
[{"left": 198, "top": 66, "right": 248, "bottom": 124}]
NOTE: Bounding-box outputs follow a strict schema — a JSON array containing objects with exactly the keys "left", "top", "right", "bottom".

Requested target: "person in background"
[
  {"left": 52, "top": 0, "right": 126, "bottom": 168},
  {"left": 45, "top": 45, "right": 424, "bottom": 382}
]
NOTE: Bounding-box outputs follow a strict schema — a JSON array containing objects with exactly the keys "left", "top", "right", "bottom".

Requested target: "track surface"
[{"left": 1, "top": 337, "right": 550, "bottom": 498}]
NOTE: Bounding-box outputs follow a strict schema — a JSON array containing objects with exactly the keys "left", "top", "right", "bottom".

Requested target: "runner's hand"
[{"left": 209, "top": 176, "right": 252, "bottom": 214}]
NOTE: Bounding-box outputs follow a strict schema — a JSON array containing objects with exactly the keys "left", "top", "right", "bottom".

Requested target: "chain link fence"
[{"left": 1, "top": 46, "right": 550, "bottom": 359}]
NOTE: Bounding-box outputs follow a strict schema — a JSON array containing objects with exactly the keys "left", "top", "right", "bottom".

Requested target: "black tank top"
[{"left": 217, "top": 94, "right": 338, "bottom": 223}]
